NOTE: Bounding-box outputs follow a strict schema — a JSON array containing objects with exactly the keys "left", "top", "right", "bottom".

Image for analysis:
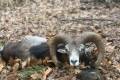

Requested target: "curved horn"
[
  {"left": 48, "top": 34, "right": 71, "bottom": 66},
  {"left": 77, "top": 32, "right": 105, "bottom": 67}
]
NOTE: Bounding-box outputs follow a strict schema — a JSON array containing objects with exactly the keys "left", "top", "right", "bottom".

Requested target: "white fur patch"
[
  {"left": 22, "top": 35, "right": 47, "bottom": 46},
  {"left": 0, "top": 47, "right": 3, "bottom": 51},
  {"left": 69, "top": 49, "right": 79, "bottom": 66}
]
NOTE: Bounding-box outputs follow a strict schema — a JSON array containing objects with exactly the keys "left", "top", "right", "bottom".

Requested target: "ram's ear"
[{"left": 57, "top": 48, "right": 67, "bottom": 54}]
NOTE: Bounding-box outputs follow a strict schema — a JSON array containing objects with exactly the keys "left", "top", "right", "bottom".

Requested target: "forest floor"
[{"left": 0, "top": 0, "right": 120, "bottom": 80}]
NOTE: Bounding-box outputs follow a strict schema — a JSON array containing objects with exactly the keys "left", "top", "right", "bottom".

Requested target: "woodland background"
[{"left": 0, "top": 0, "right": 120, "bottom": 80}]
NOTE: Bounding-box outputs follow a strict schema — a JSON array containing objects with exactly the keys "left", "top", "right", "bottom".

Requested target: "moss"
[{"left": 18, "top": 65, "right": 46, "bottom": 80}]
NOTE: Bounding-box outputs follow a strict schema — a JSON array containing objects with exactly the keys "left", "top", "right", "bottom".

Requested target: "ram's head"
[
  {"left": 48, "top": 34, "right": 85, "bottom": 67},
  {"left": 49, "top": 32, "right": 105, "bottom": 67}
]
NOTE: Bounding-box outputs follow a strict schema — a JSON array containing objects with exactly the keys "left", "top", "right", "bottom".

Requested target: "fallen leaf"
[
  {"left": 105, "top": 45, "right": 115, "bottom": 53},
  {"left": 12, "top": 63, "right": 20, "bottom": 72},
  {"left": 30, "top": 73, "right": 42, "bottom": 80},
  {"left": 113, "top": 64, "right": 120, "bottom": 72},
  {"left": 0, "top": 58, "right": 5, "bottom": 72},
  {"left": 74, "top": 69, "right": 81, "bottom": 74},
  {"left": 6, "top": 72, "right": 18, "bottom": 80},
  {"left": 43, "top": 67, "right": 53, "bottom": 80}
]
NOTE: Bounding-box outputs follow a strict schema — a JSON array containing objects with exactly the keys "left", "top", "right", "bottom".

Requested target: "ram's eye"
[
  {"left": 65, "top": 44, "right": 70, "bottom": 51},
  {"left": 79, "top": 44, "right": 85, "bottom": 51},
  {"left": 78, "top": 44, "right": 85, "bottom": 55}
]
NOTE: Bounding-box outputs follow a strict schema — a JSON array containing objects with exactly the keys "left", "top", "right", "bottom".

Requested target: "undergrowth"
[{"left": 18, "top": 65, "right": 46, "bottom": 80}]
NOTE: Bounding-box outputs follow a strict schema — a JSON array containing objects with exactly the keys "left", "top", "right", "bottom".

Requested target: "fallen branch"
[{"left": 60, "top": 18, "right": 113, "bottom": 22}]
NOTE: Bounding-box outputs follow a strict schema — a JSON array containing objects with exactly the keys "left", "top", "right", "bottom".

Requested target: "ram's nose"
[{"left": 71, "top": 60, "right": 78, "bottom": 65}]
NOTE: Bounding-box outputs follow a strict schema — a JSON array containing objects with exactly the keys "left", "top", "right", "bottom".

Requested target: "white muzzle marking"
[{"left": 69, "top": 49, "right": 79, "bottom": 66}]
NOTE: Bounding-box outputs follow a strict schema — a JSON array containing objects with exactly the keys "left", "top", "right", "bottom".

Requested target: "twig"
[
  {"left": 80, "top": 0, "right": 94, "bottom": 3},
  {"left": 60, "top": 18, "right": 113, "bottom": 22}
]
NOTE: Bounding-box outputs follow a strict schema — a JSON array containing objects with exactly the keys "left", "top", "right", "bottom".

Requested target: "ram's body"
[{"left": 0, "top": 36, "right": 50, "bottom": 63}]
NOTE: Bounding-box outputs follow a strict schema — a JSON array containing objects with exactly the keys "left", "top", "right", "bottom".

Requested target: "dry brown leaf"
[
  {"left": 117, "top": 78, "right": 120, "bottom": 80},
  {"left": 21, "top": 60, "right": 28, "bottom": 69},
  {"left": 74, "top": 69, "right": 81, "bottom": 74},
  {"left": 113, "top": 64, "right": 120, "bottom": 72},
  {"left": 108, "top": 60, "right": 112, "bottom": 65},
  {"left": 20, "top": 57, "right": 31, "bottom": 68},
  {"left": 105, "top": 45, "right": 115, "bottom": 53},
  {"left": 0, "top": 58, "right": 5, "bottom": 72},
  {"left": 46, "top": 31, "right": 56, "bottom": 39},
  {"left": 6, "top": 72, "right": 18, "bottom": 80},
  {"left": 43, "top": 67, "right": 53, "bottom": 80},
  {"left": 29, "top": 57, "right": 53, "bottom": 66},
  {"left": 8, "top": 58, "right": 22, "bottom": 71},
  {"left": 106, "top": 42, "right": 112, "bottom": 46},
  {"left": 0, "top": 63, "right": 4, "bottom": 72},
  {"left": 30, "top": 58, "right": 42, "bottom": 66},
  {"left": 42, "top": 57, "right": 53, "bottom": 65},
  {"left": 12, "top": 63, "right": 20, "bottom": 72},
  {"left": 30, "top": 73, "right": 42, "bottom": 80},
  {"left": 55, "top": 75, "right": 74, "bottom": 80},
  {"left": 8, "top": 57, "right": 15, "bottom": 66},
  {"left": 101, "top": 58, "right": 111, "bottom": 66}
]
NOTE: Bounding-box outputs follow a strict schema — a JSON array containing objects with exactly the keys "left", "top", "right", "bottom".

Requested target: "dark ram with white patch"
[{"left": 0, "top": 32, "right": 105, "bottom": 68}]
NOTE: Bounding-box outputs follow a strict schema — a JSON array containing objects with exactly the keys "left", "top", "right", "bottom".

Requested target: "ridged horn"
[
  {"left": 77, "top": 32, "right": 105, "bottom": 67},
  {"left": 48, "top": 34, "right": 71, "bottom": 66}
]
